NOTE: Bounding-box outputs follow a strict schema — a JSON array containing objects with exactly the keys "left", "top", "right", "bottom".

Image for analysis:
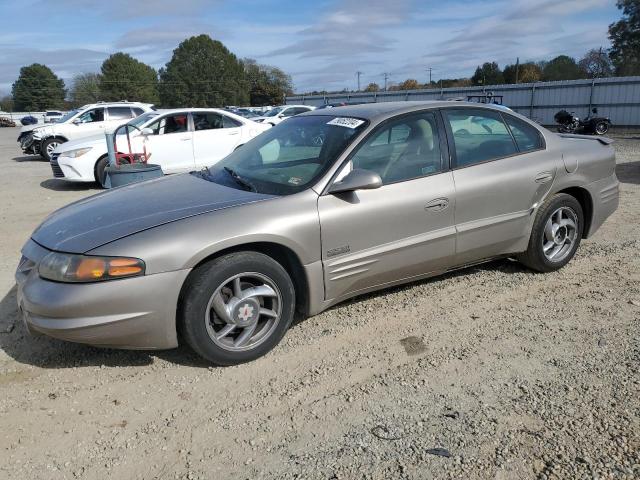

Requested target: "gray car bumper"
[{"left": 16, "top": 254, "right": 190, "bottom": 349}]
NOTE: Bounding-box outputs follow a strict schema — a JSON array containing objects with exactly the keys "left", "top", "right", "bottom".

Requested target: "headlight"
[
  {"left": 38, "top": 252, "right": 145, "bottom": 283},
  {"left": 60, "top": 147, "right": 92, "bottom": 158}
]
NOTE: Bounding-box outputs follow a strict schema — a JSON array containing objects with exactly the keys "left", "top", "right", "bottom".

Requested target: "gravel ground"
[{"left": 0, "top": 127, "right": 638, "bottom": 480}]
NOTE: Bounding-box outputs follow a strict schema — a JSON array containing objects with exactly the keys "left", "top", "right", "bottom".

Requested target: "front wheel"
[
  {"left": 94, "top": 156, "right": 109, "bottom": 188},
  {"left": 41, "top": 137, "right": 63, "bottom": 161},
  {"left": 179, "top": 252, "right": 295, "bottom": 365},
  {"left": 517, "top": 193, "right": 584, "bottom": 273}
]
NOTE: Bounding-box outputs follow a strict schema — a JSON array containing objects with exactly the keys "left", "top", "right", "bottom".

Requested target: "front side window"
[
  {"left": 503, "top": 114, "right": 543, "bottom": 152},
  {"left": 108, "top": 106, "right": 134, "bottom": 120},
  {"left": 77, "top": 108, "right": 104, "bottom": 124},
  {"left": 348, "top": 111, "right": 443, "bottom": 184},
  {"left": 203, "top": 115, "right": 368, "bottom": 195},
  {"left": 147, "top": 114, "right": 189, "bottom": 135},
  {"left": 444, "top": 109, "right": 517, "bottom": 167}
]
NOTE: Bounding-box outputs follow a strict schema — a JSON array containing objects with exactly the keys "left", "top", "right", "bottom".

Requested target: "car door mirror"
[
  {"left": 72, "top": 119, "right": 82, "bottom": 125},
  {"left": 328, "top": 169, "right": 382, "bottom": 194},
  {"left": 141, "top": 127, "right": 154, "bottom": 136}
]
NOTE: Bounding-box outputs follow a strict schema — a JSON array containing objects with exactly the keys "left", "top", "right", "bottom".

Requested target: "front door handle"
[
  {"left": 228, "top": 131, "right": 239, "bottom": 135},
  {"left": 180, "top": 137, "right": 191, "bottom": 141},
  {"left": 535, "top": 171, "right": 554, "bottom": 183},
  {"left": 425, "top": 197, "right": 449, "bottom": 212}
]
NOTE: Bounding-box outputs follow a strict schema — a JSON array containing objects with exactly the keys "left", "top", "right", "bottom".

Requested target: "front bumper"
[
  {"left": 18, "top": 132, "right": 40, "bottom": 155},
  {"left": 16, "top": 240, "right": 190, "bottom": 349}
]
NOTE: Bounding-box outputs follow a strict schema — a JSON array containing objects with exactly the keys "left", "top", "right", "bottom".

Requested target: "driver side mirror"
[
  {"left": 141, "top": 127, "right": 154, "bottom": 136},
  {"left": 72, "top": 119, "right": 82, "bottom": 125},
  {"left": 328, "top": 169, "right": 382, "bottom": 194}
]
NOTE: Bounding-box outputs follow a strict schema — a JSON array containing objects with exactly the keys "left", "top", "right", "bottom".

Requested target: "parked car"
[
  {"left": 20, "top": 115, "right": 38, "bottom": 126},
  {"left": 252, "top": 105, "right": 315, "bottom": 126},
  {"left": 16, "top": 102, "right": 618, "bottom": 365},
  {"left": 17, "top": 101, "right": 154, "bottom": 161},
  {"left": 50, "top": 108, "right": 271, "bottom": 187},
  {"left": 44, "top": 111, "right": 64, "bottom": 123}
]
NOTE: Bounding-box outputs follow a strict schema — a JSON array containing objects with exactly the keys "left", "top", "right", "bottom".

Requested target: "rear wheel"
[
  {"left": 41, "top": 137, "right": 63, "bottom": 161},
  {"left": 518, "top": 193, "right": 583, "bottom": 272},
  {"left": 594, "top": 121, "right": 609, "bottom": 135},
  {"left": 180, "top": 252, "right": 295, "bottom": 365}
]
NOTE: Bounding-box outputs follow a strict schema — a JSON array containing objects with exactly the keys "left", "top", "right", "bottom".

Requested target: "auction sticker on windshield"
[{"left": 327, "top": 117, "right": 365, "bottom": 129}]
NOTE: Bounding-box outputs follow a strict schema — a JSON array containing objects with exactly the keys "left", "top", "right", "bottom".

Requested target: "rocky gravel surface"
[{"left": 0, "top": 128, "right": 638, "bottom": 479}]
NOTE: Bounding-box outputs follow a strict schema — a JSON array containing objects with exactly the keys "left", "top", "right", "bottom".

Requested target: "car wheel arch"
[
  {"left": 554, "top": 186, "right": 594, "bottom": 238},
  {"left": 177, "top": 241, "right": 311, "bottom": 323}
]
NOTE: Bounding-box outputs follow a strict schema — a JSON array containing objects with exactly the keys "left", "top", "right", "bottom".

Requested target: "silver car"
[{"left": 16, "top": 102, "right": 619, "bottom": 365}]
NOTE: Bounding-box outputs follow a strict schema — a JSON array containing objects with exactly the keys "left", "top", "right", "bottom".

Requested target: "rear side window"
[
  {"left": 108, "top": 107, "right": 134, "bottom": 120},
  {"left": 132, "top": 107, "right": 145, "bottom": 116},
  {"left": 222, "top": 115, "right": 242, "bottom": 128},
  {"left": 503, "top": 114, "right": 543, "bottom": 152},
  {"left": 444, "top": 109, "right": 517, "bottom": 167}
]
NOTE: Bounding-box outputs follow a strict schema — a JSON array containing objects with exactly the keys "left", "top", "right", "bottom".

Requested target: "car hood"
[
  {"left": 32, "top": 173, "right": 275, "bottom": 253},
  {"left": 20, "top": 124, "right": 40, "bottom": 134},
  {"left": 53, "top": 134, "right": 108, "bottom": 154}
]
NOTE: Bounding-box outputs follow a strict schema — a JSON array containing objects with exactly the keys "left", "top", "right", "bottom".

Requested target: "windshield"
[
  {"left": 204, "top": 115, "right": 368, "bottom": 195},
  {"left": 128, "top": 111, "right": 159, "bottom": 129},
  {"left": 58, "top": 109, "right": 80, "bottom": 123},
  {"left": 264, "top": 107, "right": 284, "bottom": 117}
]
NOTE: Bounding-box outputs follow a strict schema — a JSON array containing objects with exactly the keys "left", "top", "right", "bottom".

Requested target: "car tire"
[
  {"left": 517, "top": 193, "right": 584, "bottom": 273},
  {"left": 94, "top": 156, "right": 109, "bottom": 188},
  {"left": 179, "top": 251, "right": 296, "bottom": 366},
  {"left": 41, "top": 137, "right": 62, "bottom": 161}
]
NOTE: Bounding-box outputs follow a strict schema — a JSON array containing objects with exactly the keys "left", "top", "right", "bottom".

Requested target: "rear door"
[
  {"left": 105, "top": 106, "right": 135, "bottom": 131},
  {"left": 318, "top": 110, "right": 456, "bottom": 301},
  {"left": 192, "top": 111, "right": 243, "bottom": 168},
  {"left": 138, "top": 112, "right": 194, "bottom": 173},
  {"left": 442, "top": 108, "right": 556, "bottom": 265}
]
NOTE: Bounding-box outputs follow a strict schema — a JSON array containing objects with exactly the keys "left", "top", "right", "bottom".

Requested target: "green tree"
[
  {"left": 99, "top": 53, "right": 158, "bottom": 104},
  {"left": 0, "top": 95, "right": 14, "bottom": 112},
  {"left": 159, "top": 34, "right": 248, "bottom": 107},
  {"left": 364, "top": 82, "right": 380, "bottom": 92},
  {"left": 608, "top": 0, "right": 640, "bottom": 75},
  {"left": 70, "top": 73, "right": 102, "bottom": 107},
  {"left": 243, "top": 58, "right": 292, "bottom": 106},
  {"left": 578, "top": 49, "right": 614, "bottom": 78},
  {"left": 11, "top": 64, "right": 65, "bottom": 111},
  {"left": 540, "top": 55, "right": 584, "bottom": 81},
  {"left": 471, "top": 62, "right": 504, "bottom": 86}
]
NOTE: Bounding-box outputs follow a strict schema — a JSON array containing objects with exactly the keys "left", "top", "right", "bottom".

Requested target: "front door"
[
  {"left": 191, "top": 112, "right": 242, "bottom": 168},
  {"left": 72, "top": 107, "right": 106, "bottom": 137},
  {"left": 140, "top": 112, "right": 194, "bottom": 173},
  {"left": 318, "top": 110, "right": 456, "bottom": 301},
  {"left": 442, "top": 108, "right": 558, "bottom": 265}
]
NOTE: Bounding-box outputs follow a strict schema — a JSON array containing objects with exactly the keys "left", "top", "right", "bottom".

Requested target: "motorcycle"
[{"left": 554, "top": 108, "right": 611, "bottom": 135}]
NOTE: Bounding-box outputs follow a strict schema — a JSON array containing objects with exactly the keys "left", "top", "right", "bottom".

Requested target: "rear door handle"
[
  {"left": 180, "top": 137, "right": 191, "bottom": 141},
  {"left": 535, "top": 171, "right": 554, "bottom": 183},
  {"left": 425, "top": 198, "right": 449, "bottom": 212},
  {"left": 228, "top": 131, "right": 239, "bottom": 135}
]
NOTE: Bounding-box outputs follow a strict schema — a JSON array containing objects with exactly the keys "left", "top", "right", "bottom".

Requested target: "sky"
[{"left": 0, "top": 0, "right": 621, "bottom": 96}]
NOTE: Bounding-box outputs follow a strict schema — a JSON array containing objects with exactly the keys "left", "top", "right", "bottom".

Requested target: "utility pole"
[
  {"left": 356, "top": 71, "right": 363, "bottom": 91},
  {"left": 383, "top": 73, "right": 389, "bottom": 91},
  {"left": 515, "top": 57, "right": 520, "bottom": 84},
  {"left": 426, "top": 67, "right": 433, "bottom": 85}
]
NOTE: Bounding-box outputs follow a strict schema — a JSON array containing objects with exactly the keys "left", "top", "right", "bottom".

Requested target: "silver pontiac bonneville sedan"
[{"left": 16, "top": 102, "right": 619, "bottom": 365}]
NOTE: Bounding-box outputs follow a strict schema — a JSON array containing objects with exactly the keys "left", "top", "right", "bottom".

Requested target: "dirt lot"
[{"left": 0, "top": 126, "right": 638, "bottom": 480}]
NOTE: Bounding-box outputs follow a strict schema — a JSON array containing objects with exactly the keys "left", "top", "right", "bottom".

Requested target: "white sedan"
[
  {"left": 50, "top": 109, "right": 271, "bottom": 187},
  {"left": 252, "top": 105, "right": 315, "bottom": 126}
]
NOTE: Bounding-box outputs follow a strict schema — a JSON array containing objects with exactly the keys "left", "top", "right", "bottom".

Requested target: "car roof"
[{"left": 297, "top": 101, "right": 512, "bottom": 122}]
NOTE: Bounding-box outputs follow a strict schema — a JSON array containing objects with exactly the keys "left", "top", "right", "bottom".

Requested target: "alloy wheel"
[
  {"left": 205, "top": 272, "right": 282, "bottom": 352},
  {"left": 542, "top": 207, "right": 578, "bottom": 262}
]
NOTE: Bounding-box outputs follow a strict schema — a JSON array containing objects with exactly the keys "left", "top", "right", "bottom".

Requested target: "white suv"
[{"left": 17, "top": 101, "right": 154, "bottom": 161}]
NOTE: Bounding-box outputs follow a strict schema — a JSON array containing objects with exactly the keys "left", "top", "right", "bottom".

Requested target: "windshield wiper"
[{"left": 223, "top": 167, "right": 257, "bottom": 192}]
